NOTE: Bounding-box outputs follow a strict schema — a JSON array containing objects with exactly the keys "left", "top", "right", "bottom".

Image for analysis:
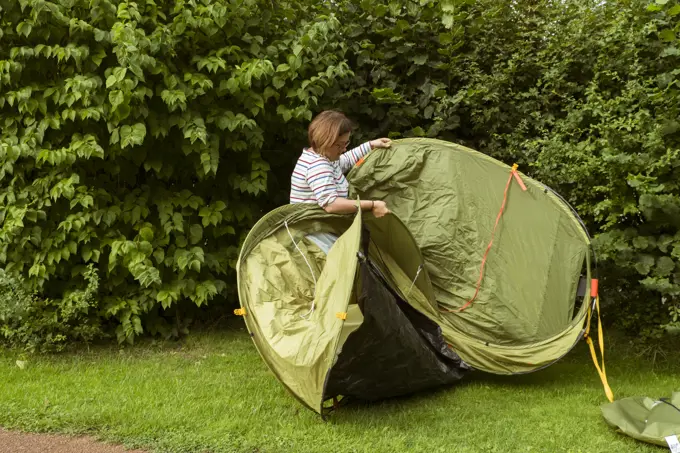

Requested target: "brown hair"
[{"left": 307, "top": 110, "right": 354, "bottom": 158}]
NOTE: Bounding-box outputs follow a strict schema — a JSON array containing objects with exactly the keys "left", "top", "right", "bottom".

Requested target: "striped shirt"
[{"left": 290, "top": 142, "right": 372, "bottom": 207}]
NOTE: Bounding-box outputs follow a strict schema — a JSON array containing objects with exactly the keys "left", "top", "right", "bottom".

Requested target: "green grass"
[{"left": 0, "top": 320, "right": 678, "bottom": 453}]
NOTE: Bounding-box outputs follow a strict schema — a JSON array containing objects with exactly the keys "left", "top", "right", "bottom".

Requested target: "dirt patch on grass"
[{"left": 0, "top": 428, "right": 148, "bottom": 453}]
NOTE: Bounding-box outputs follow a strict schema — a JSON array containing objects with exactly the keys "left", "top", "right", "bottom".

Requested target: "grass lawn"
[{"left": 0, "top": 319, "right": 678, "bottom": 453}]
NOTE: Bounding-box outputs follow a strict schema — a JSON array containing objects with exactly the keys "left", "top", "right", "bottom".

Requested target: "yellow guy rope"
[{"left": 584, "top": 279, "right": 614, "bottom": 403}]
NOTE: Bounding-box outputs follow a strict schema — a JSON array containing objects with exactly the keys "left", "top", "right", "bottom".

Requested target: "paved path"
[{"left": 0, "top": 428, "right": 147, "bottom": 453}]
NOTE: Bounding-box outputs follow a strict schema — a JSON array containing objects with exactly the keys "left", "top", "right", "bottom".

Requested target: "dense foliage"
[
  {"left": 1, "top": 0, "right": 678, "bottom": 350},
  {"left": 316, "top": 0, "right": 680, "bottom": 341},
  {"left": 0, "top": 0, "right": 353, "bottom": 349}
]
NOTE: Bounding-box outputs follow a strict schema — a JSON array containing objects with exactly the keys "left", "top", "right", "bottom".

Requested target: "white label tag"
[{"left": 666, "top": 435, "right": 680, "bottom": 453}]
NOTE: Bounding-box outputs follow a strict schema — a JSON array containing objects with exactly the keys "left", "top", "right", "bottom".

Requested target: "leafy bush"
[
  {"left": 0, "top": 264, "right": 101, "bottom": 352},
  {"left": 526, "top": 0, "right": 680, "bottom": 339},
  {"left": 1, "top": 0, "right": 679, "bottom": 347},
  {"left": 0, "top": 0, "right": 352, "bottom": 346},
  {"left": 318, "top": 0, "right": 680, "bottom": 340}
]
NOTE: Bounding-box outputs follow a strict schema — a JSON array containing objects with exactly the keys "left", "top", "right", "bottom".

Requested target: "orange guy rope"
[{"left": 441, "top": 164, "right": 527, "bottom": 313}]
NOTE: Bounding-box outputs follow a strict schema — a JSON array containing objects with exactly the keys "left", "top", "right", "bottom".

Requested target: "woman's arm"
[
  {"left": 323, "top": 197, "right": 390, "bottom": 218},
  {"left": 338, "top": 138, "right": 392, "bottom": 173},
  {"left": 304, "top": 152, "right": 390, "bottom": 217},
  {"left": 338, "top": 142, "right": 371, "bottom": 173}
]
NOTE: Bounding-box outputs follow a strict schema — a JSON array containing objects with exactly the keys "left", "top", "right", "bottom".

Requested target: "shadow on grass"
[
  {"left": 320, "top": 368, "right": 569, "bottom": 426},
  {"left": 320, "top": 332, "right": 680, "bottom": 427}
]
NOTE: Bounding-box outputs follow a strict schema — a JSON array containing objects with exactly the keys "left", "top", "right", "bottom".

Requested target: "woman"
[{"left": 290, "top": 110, "right": 392, "bottom": 218}]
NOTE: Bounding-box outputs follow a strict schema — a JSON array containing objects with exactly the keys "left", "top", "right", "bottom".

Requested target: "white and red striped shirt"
[{"left": 290, "top": 142, "right": 372, "bottom": 207}]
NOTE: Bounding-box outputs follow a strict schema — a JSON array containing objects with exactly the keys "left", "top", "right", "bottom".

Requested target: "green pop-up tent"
[{"left": 236, "top": 138, "right": 610, "bottom": 416}]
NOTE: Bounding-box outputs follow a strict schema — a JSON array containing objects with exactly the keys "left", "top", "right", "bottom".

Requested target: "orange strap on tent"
[
  {"left": 590, "top": 278, "right": 599, "bottom": 298},
  {"left": 584, "top": 280, "right": 614, "bottom": 403},
  {"left": 441, "top": 164, "right": 527, "bottom": 313}
]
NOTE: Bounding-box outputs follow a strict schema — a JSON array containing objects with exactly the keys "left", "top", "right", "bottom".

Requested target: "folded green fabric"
[{"left": 601, "top": 392, "right": 680, "bottom": 447}]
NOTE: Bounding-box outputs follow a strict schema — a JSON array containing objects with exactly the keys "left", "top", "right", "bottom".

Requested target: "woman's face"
[{"left": 326, "top": 132, "right": 350, "bottom": 161}]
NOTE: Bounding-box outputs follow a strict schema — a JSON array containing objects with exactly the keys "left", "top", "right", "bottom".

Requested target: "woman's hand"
[
  {"left": 369, "top": 138, "right": 392, "bottom": 149},
  {"left": 371, "top": 200, "right": 390, "bottom": 218}
]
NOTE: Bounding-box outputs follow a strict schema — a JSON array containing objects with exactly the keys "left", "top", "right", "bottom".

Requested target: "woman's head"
[{"left": 307, "top": 110, "right": 354, "bottom": 161}]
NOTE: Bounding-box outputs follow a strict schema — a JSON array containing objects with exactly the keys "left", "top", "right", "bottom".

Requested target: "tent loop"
[{"left": 284, "top": 219, "right": 317, "bottom": 319}]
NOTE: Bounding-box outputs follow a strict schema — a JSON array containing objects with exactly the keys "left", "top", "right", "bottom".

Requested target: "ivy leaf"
[
  {"left": 132, "top": 263, "right": 161, "bottom": 288},
  {"left": 272, "top": 76, "right": 285, "bottom": 89},
  {"left": 660, "top": 29, "right": 676, "bottom": 42},
  {"left": 672, "top": 244, "right": 680, "bottom": 260},
  {"left": 103, "top": 208, "right": 118, "bottom": 227},
  {"left": 189, "top": 224, "right": 203, "bottom": 244},
  {"left": 201, "top": 150, "right": 219, "bottom": 175},
  {"left": 94, "top": 29, "right": 109, "bottom": 42},
  {"left": 120, "top": 123, "right": 146, "bottom": 148},
  {"left": 153, "top": 249, "right": 165, "bottom": 265},
  {"left": 655, "top": 257, "right": 675, "bottom": 277},
  {"left": 16, "top": 22, "right": 33, "bottom": 37},
  {"left": 276, "top": 105, "right": 292, "bottom": 122},
  {"left": 634, "top": 255, "right": 655, "bottom": 275},
  {"left": 413, "top": 55, "right": 428, "bottom": 65},
  {"left": 172, "top": 212, "right": 184, "bottom": 232},
  {"left": 82, "top": 245, "right": 93, "bottom": 262},
  {"left": 225, "top": 78, "right": 239, "bottom": 93},
  {"left": 109, "top": 90, "right": 124, "bottom": 109},
  {"left": 175, "top": 250, "right": 189, "bottom": 270},
  {"left": 109, "top": 241, "right": 123, "bottom": 273},
  {"left": 110, "top": 128, "right": 120, "bottom": 145},
  {"left": 140, "top": 227, "right": 154, "bottom": 242},
  {"left": 633, "top": 236, "right": 649, "bottom": 249},
  {"left": 662, "top": 47, "right": 680, "bottom": 57},
  {"left": 129, "top": 63, "right": 145, "bottom": 81},
  {"left": 657, "top": 235, "right": 674, "bottom": 253},
  {"left": 91, "top": 47, "right": 107, "bottom": 66},
  {"left": 157, "top": 290, "right": 170, "bottom": 303}
]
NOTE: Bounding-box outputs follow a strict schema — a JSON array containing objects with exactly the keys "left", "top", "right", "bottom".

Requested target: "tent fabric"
[
  {"left": 601, "top": 393, "right": 680, "bottom": 447},
  {"left": 237, "top": 202, "right": 468, "bottom": 414},
  {"left": 236, "top": 137, "right": 596, "bottom": 414},
  {"left": 346, "top": 138, "right": 593, "bottom": 373},
  {"left": 238, "top": 205, "right": 363, "bottom": 412},
  {"left": 324, "top": 258, "right": 469, "bottom": 404}
]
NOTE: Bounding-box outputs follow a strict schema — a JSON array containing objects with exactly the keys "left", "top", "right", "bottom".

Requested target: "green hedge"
[
  {"left": 0, "top": 0, "right": 353, "bottom": 349},
  {"left": 1, "top": 0, "right": 679, "bottom": 350},
  {"left": 324, "top": 0, "right": 680, "bottom": 341}
]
